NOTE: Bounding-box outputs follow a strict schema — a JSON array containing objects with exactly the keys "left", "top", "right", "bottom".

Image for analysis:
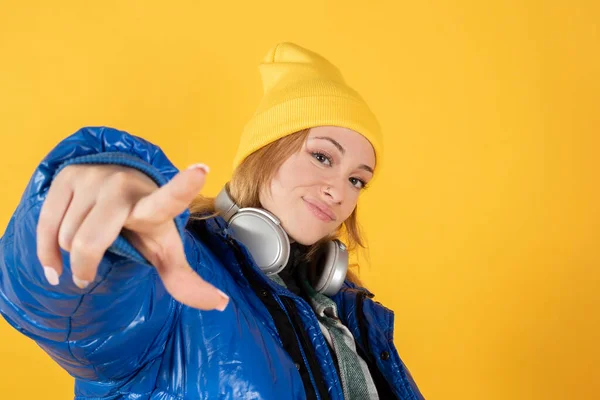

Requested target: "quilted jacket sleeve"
[{"left": 0, "top": 126, "right": 189, "bottom": 382}]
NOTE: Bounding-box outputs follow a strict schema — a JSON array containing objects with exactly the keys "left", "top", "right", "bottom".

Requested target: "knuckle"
[
  {"left": 57, "top": 228, "right": 73, "bottom": 251},
  {"left": 70, "top": 235, "right": 104, "bottom": 260},
  {"left": 56, "top": 164, "right": 83, "bottom": 184},
  {"left": 108, "top": 170, "right": 131, "bottom": 189},
  {"left": 104, "top": 170, "right": 148, "bottom": 202},
  {"left": 146, "top": 204, "right": 168, "bottom": 221},
  {"left": 56, "top": 164, "right": 75, "bottom": 179}
]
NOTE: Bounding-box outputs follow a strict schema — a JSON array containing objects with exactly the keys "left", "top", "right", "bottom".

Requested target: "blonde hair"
[{"left": 189, "top": 129, "right": 366, "bottom": 287}]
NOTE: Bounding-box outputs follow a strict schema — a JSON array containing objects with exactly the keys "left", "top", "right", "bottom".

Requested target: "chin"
[
  {"left": 289, "top": 235, "right": 318, "bottom": 246},
  {"left": 285, "top": 226, "right": 326, "bottom": 246}
]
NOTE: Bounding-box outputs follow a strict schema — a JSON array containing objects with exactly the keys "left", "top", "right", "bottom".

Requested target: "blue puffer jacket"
[{"left": 0, "top": 127, "right": 424, "bottom": 399}]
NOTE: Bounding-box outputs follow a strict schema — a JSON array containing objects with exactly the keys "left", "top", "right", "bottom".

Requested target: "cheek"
[
  {"left": 276, "top": 156, "right": 317, "bottom": 190},
  {"left": 263, "top": 168, "right": 301, "bottom": 214},
  {"left": 268, "top": 174, "right": 292, "bottom": 205},
  {"left": 341, "top": 192, "right": 360, "bottom": 218}
]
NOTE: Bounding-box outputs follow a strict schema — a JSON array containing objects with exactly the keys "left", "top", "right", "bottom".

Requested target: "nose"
[{"left": 322, "top": 179, "right": 344, "bottom": 205}]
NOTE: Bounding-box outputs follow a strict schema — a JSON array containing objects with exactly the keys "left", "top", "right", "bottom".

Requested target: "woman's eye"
[
  {"left": 312, "top": 152, "right": 332, "bottom": 166},
  {"left": 350, "top": 177, "right": 366, "bottom": 189}
]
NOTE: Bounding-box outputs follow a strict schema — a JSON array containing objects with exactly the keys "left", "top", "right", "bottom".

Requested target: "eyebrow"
[
  {"left": 311, "top": 136, "right": 374, "bottom": 174},
  {"left": 313, "top": 136, "right": 345, "bottom": 154}
]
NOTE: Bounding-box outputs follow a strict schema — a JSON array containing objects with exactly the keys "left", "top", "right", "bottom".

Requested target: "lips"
[{"left": 303, "top": 198, "right": 336, "bottom": 222}]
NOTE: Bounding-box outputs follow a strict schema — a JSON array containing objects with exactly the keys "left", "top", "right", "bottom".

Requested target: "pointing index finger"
[{"left": 122, "top": 222, "right": 229, "bottom": 311}]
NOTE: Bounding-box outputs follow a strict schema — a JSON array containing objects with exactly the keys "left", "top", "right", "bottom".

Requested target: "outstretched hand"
[{"left": 36, "top": 163, "right": 229, "bottom": 311}]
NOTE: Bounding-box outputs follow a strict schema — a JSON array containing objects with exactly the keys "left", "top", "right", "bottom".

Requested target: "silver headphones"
[{"left": 214, "top": 184, "right": 349, "bottom": 296}]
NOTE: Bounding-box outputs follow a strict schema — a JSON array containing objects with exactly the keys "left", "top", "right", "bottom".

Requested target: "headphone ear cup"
[
  {"left": 228, "top": 208, "right": 291, "bottom": 275},
  {"left": 311, "top": 240, "right": 349, "bottom": 296}
]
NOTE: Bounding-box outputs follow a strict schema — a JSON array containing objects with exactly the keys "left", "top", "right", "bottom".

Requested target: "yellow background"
[{"left": 0, "top": 1, "right": 598, "bottom": 399}]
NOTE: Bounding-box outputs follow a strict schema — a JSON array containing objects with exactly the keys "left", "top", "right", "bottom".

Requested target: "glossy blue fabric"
[{"left": 0, "top": 127, "right": 424, "bottom": 399}]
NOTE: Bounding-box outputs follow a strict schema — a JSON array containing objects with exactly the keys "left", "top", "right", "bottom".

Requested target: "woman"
[{"left": 0, "top": 43, "right": 424, "bottom": 399}]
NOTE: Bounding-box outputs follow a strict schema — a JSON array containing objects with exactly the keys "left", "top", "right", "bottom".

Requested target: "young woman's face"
[{"left": 259, "top": 126, "right": 376, "bottom": 245}]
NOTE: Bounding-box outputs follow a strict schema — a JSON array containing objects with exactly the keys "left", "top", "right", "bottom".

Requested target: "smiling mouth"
[{"left": 303, "top": 198, "right": 335, "bottom": 222}]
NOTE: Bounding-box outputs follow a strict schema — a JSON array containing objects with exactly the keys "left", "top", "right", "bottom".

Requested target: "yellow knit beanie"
[{"left": 233, "top": 42, "right": 383, "bottom": 176}]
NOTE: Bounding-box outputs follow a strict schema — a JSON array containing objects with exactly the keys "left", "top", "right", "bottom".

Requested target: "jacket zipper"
[
  {"left": 280, "top": 297, "right": 327, "bottom": 400},
  {"left": 355, "top": 290, "right": 401, "bottom": 399},
  {"left": 227, "top": 238, "right": 329, "bottom": 399},
  {"left": 355, "top": 291, "right": 373, "bottom": 358}
]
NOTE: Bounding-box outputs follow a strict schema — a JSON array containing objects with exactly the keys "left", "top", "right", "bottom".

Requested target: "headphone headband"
[{"left": 214, "top": 183, "right": 239, "bottom": 222}]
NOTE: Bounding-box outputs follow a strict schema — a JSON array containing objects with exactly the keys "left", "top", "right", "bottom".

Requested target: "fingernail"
[
  {"left": 215, "top": 289, "right": 229, "bottom": 312},
  {"left": 187, "top": 163, "right": 210, "bottom": 174},
  {"left": 73, "top": 275, "right": 90, "bottom": 289},
  {"left": 43, "top": 266, "right": 60, "bottom": 286}
]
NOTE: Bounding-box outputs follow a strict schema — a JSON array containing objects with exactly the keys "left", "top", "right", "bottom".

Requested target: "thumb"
[{"left": 126, "top": 163, "right": 209, "bottom": 232}]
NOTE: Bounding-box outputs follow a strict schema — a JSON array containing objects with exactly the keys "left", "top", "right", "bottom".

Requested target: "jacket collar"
[{"left": 195, "top": 216, "right": 422, "bottom": 399}]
